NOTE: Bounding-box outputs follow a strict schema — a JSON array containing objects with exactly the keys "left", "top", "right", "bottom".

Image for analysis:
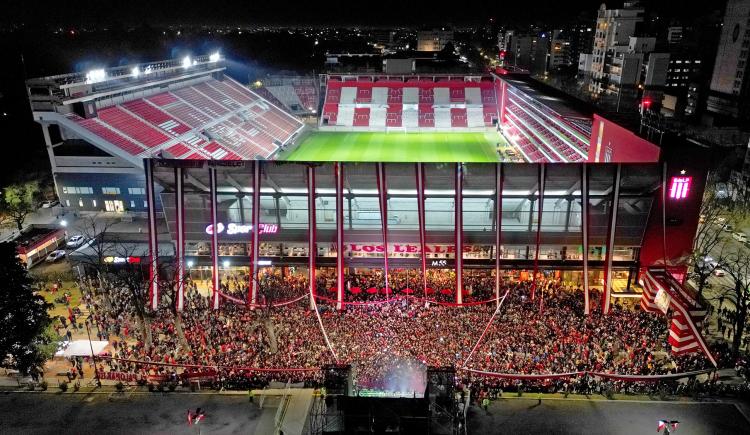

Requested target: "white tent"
[{"left": 57, "top": 340, "right": 109, "bottom": 357}]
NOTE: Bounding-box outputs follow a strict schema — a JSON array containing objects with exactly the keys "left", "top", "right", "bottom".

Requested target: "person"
[{"left": 481, "top": 397, "right": 490, "bottom": 414}]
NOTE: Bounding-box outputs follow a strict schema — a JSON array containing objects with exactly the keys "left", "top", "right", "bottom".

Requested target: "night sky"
[{"left": 2, "top": 0, "right": 716, "bottom": 26}]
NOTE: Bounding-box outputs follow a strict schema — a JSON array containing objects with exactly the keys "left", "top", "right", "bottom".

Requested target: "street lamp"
[{"left": 60, "top": 219, "right": 68, "bottom": 227}]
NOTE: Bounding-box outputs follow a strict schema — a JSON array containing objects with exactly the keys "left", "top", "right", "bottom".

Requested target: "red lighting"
[{"left": 669, "top": 176, "right": 691, "bottom": 200}]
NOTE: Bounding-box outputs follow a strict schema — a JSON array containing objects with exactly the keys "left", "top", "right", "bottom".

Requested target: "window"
[
  {"left": 62, "top": 186, "right": 93, "bottom": 194},
  {"left": 128, "top": 187, "right": 145, "bottom": 195},
  {"left": 92, "top": 200, "right": 97, "bottom": 207},
  {"left": 144, "top": 200, "right": 148, "bottom": 209},
  {"left": 65, "top": 200, "right": 70, "bottom": 207},
  {"left": 102, "top": 187, "right": 120, "bottom": 195},
  {"left": 78, "top": 199, "right": 84, "bottom": 207},
  {"left": 130, "top": 200, "right": 136, "bottom": 208}
]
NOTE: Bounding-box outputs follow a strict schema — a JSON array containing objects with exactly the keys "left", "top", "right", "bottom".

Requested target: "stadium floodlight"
[
  {"left": 131, "top": 67, "right": 140, "bottom": 78},
  {"left": 85, "top": 68, "right": 106, "bottom": 84},
  {"left": 60, "top": 219, "right": 68, "bottom": 227},
  {"left": 182, "top": 56, "right": 192, "bottom": 69},
  {"left": 187, "top": 260, "right": 195, "bottom": 267},
  {"left": 209, "top": 52, "right": 221, "bottom": 62},
  {"left": 223, "top": 260, "right": 231, "bottom": 268}
]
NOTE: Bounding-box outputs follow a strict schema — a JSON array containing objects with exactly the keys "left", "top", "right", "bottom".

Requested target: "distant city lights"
[
  {"left": 209, "top": 52, "right": 221, "bottom": 62},
  {"left": 131, "top": 67, "right": 140, "bottom": 78}
]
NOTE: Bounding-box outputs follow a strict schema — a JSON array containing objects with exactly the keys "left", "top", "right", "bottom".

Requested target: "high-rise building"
[
  {"left": 706, "top": 0, "right": 750, "bottom": 122},
  {"left": 416, "top": 28, "right": 454, "bottom": 52},
  {"left": 588, "top": 2, "right": 645, "bottom": 95}
]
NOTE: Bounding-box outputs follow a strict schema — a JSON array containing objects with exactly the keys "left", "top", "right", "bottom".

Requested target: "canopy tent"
[{"left": 57, "top": 340, "right": 109, "bottom": 357}]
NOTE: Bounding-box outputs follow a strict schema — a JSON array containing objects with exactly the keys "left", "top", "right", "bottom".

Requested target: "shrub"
[
  {"left": 39, "top": 381, "right": 48, "bottom": 391},
  {"left": 168, "top": 382, "right": 177, "bottom": 392},
  {"left": 115, "top": 382, "right": 124, "bottom": 392},
  {"left": 59, "top": 382, "right": 68, "bottom": 392},
  {"left": 73, "top": 381, "right": 80, "bottom": 392},
  {"left": 26, "top": 383, "right": 35, "bottom": 391}
]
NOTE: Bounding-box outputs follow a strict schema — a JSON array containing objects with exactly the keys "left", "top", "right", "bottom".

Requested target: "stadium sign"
[
  {"left": 205, "top": 222, "right": 279, "bottom": 235},
  {"left": 346, "top": 243, "right": 491, "bottom": 256}
]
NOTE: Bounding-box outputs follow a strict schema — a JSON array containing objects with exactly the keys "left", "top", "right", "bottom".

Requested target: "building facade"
[
  {"left": 707, "top": 0, "right": 750, "bottom": 122},
  {"left": 145, "top": 159, "right": 706, "bottom": 313}
]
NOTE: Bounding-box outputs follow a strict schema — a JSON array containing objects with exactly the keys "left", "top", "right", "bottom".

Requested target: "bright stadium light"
[
  {"left": 85, "top": 69, "right": 106, "bottom": 84},
  {"left": 186, "top": 260, "right": 195, "bottom": 267},
  {"left": 209, "top": 52, "right": 221, "bottom": 62},
  {"left": 223, "top": 260, "right": 231, "bottom": 268},
  {"left": 131, "top": 67, "right": 140, "bottom": 78},
  {"left": 182, "top": 56, "right": 192, "bottom": 69}
]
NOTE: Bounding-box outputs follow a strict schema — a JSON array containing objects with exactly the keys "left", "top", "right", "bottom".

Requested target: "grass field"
[{"left": 284, "top": 131, "right": 502, "bottom": 162}]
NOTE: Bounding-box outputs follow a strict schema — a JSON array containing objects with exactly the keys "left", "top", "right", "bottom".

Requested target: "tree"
[
  {"left": 0, "top": 242, "right": 53, "bottom": 377},
  {"left": 1, "top": 181, "right": 41, "bottom": 231},
  {"left": 688, "top": 178, "right": 737, "bottom": 300},
  {"left": 716, "top": 245, "right": 750, "bottom": 358}
]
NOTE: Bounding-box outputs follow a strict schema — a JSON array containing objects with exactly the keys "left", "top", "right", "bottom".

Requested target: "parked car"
[
  {"left": 39, "top": 200, "right": 59, "bottom": 209},
  {"left": 732, "top": 232, "right": 748, "bottom": 243},
  {"left": 66, "top": 235, "right": 86, "bottom": 248},
  {"left": 722, "top": 224, "right": 734, "bottom": 232},
  {"left": 713, "top": 268, "right": 726, "bottom": 277},
  {"left": 45, "top": 250, "right": 66, "bottom": 262}
]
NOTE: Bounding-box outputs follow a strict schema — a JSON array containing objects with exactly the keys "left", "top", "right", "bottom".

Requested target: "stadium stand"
[
  {"left": 258, "top": 77, "right": 319, "bottom": 116},
  {"left": 63, "top": 76, "right": 304, "bottom": 161},
  {"left": 320, "top": 76, "right": 498, "bottom": 130}
]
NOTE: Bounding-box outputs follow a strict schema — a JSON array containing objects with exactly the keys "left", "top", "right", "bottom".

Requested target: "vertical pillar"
[
  {"left": 531, "top": 163, "right": 545, "bottom": 300},
  {"left": 307, "top": 165, "right": 317, "bottom": 309},
  {"left": 335, "top": 162, "right": 345, "bottom": 310},
  {"left": 581, "top": 164, "right": 590, "bottom": 315},
  {"left": 455, "top": 163, "right": 464, "bottom": 304},
  {"left": 376, "top": 163, "right": 389, "bottom": 293},
  {"left": 175, "top": 167, "right": 185, "bottom": 312},
  {"left": 250, "top": 162, "right": 261, "bottom": 306},
  {"left": 602, "top": 164, "right": 622, "bottom": 314},
  {"left": 495, "top": 163, "right": 504, "bottom": 307},
  {"left": 209, "top": 166, "right": 220, "bottom": 310},
  {"left": 416, "top": 163, "right": 428, "bottom": 295},
  {"left": 145, "top": 159, "right": 159, "bottom": 310}
]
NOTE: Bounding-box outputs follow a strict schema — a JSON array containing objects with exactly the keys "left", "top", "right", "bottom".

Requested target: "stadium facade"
[{"left": 146, "top": 157, "right": 707, "bottom": 314}]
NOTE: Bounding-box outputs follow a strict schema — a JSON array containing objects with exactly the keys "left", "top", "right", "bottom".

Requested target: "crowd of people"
[{"left": 74, "top": 268, "right": 738, "bottom": 398}]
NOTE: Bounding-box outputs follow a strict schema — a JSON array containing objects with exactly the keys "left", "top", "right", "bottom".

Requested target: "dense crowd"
[{"left": 76, "top": 270, "right": 734, "bottom": 395}]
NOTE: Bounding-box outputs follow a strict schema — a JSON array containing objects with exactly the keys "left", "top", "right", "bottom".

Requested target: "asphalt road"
[
  {"left": 468, "top": 398, "right": 750, "bottom": 435},
  {"left": 0, "top": 393, "right": 260, "bottom": 435},
  {"left": 1, "top": 393, "right": 748, "bottom": 435}
]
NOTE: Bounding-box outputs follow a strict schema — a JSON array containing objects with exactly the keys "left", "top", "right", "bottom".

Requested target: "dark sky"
[{"left": 2, "top": 0, "right": 685, "bottom": 26}]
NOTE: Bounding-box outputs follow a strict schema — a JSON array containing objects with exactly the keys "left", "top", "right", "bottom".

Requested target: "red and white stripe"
[
  {"left": 531, "top": 163, "right": 545, "bottom": 300},
  {"left": 144, "top": 159, "right": 159, "bottom": 310}
]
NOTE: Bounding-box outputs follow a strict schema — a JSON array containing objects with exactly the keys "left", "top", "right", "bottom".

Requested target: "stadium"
[{"left": 26, "top": 54, "right": 720, "bottom": 432}]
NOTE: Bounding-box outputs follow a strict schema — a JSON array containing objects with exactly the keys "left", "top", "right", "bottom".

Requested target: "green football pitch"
[{"left": 283, "top": 131, "right": 502, "bottom": 162}]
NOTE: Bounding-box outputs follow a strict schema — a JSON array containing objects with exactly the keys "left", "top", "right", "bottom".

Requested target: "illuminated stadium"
[{"left": 25, "top": 54, "right": 721, "bottom": 430}]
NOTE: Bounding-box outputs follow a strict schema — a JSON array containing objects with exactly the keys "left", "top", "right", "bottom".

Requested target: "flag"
[{"left": 657, "top": 420, "right": 667, "bottom": 432}]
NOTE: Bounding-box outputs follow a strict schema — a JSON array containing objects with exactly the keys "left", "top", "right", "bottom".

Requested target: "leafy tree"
[
  {"left": 2, "top": 181, "right": 41, "bottom": 231},
  {"left": 0, "top": 242, "right": 53, "bottom": 377}
]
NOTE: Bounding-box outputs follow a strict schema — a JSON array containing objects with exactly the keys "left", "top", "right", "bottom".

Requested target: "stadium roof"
[
  {"left": 28, "top": 59, "right": 305, "bottom": 167},
  {"left": 497, "top": 74, "right": 594, "bottom": 122}
]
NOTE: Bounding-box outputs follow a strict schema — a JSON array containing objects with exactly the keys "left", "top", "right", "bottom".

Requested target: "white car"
[
  {"left": 713, "top": 268, "right": 726, "bottom": 277},
  {"left": 66, "top": 235, "right": 86, "bottom": 248},
  {"left": 39, "top": 200, "right": 59, "bottom": 209},
  {"left": 732, "top": 232, "right": 748, "bottom": 243},
  {"left": 45, "top": 250, "right": 66, "bottom": 262}
]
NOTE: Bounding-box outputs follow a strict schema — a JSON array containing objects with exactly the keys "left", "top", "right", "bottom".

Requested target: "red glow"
[{"left": 669, "top": 176, "right": 691, "bottom": 200}]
